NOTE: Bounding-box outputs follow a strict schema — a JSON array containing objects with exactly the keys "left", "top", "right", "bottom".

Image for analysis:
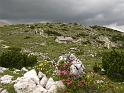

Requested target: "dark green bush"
[
  {"left": 45, "top": 30, "right": 62, "bottom": 36},
  {"left": 30, "top": 25, "right": 35, "bottom": 29},
  {"left": 111, "top": 34, "right": 124, "bottom": 42},
  {"left": 102, "top": 49, "right": 124, "bottom": 80},
  {"left": 93, "top": 63, "right": 101, "bottom": 73},
  {"left": 0, "top": 47, "right": 38, "bottom": 69}
]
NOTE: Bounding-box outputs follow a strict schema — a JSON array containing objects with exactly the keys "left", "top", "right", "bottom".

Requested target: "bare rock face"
[{"left": 0, "top": 75, "right": 13, "bottom": 84}]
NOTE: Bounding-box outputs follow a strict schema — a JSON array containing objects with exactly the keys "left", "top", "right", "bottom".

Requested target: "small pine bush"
[
  {"left": 102, "top": 49, "right": 124, "bottom": 80},
  {"left": 0, "top": 47, "right": 37, "bottom": 69}
]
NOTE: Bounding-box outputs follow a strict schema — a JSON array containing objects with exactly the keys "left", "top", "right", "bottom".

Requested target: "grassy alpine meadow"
[{"left": 0, "top": 23, "right": 124, "bottom": 93}]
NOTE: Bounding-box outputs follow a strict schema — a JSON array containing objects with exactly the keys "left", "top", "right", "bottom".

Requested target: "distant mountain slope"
[{"left": 0, "top": 21, "right": 9, "bottom": 27}]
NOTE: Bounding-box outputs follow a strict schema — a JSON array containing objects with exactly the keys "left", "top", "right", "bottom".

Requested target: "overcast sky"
[{"left": 0, "top": 0, "right": 124, "bottom": 31}]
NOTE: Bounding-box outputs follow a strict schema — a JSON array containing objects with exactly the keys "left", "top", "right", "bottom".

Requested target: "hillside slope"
[
  {"left": 0, "top": 23, "right": 123, "bottom": 60},
  {"left": 0, "top": 23, "right": 124, "bottom": 93}
]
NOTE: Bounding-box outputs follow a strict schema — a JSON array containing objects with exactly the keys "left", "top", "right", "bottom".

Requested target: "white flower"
[
  {"left": 101, "top": 68, "right": 105, "bottom": 72},
  {"left": 96, "top": 80, "right": 104, "bottom": 84}
]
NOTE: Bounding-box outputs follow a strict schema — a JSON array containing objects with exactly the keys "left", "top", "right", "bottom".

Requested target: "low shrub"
[
  {"left": 45, "top": 30, "right": 62, "bottom": 36},
  {"left": 102, "top": 49, "right": 124, "bottom": 81},
  {"left": 0, "top": 47, "right": 37, "bottom": 69}
]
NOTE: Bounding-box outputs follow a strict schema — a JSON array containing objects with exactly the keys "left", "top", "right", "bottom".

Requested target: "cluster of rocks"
[
  {"left": 0, "top": 67, "right": 65, "bottom": 93},
  {"left": 58, "top": 54, "right": 85, "bottom": 76},
  {"left": 14, "top": 69, "right": 65, "bottom": 93}
]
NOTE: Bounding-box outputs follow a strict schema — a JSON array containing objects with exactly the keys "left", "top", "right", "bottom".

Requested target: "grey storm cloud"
[{"left": 0, "top": 0, "right": 124, "bottom": 26}]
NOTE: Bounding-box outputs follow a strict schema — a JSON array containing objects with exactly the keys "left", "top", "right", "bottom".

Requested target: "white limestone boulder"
[
  {"left": 33, "top": 85, "right": 47, "bottom": 93},
  {"left": 24, "top": 69, "right": 39, "bottom": 84},
  {"left": 47, "top": 85, "right": 57, "bottom": 93},
  {"left": 15, "top": 69, "right": 21, "bottom": 72},
  {"left": 47, "top": 80, "right": 65, "bottom": 93},
  {"left": 55, "top": 81, "right": 65, "bottom": 89},
  {"left": 14, "top": 77, "right": 37, "bottom": 93},
  {"left": 46, "top": 78, "right": 55, "bottom": 90},
  {"left": 40, "top": 75, "right": 48, "bottom": 87},
  {"left": 70, "top": 63, "right": 85, "bottom": 76},
  {"left": 0, "top": 67, "right": 8, "bottom": 73},
  {"left": 21, "top": 67, "right": 28, "bottom": 73},
  {"left": 0, "top": 75, "right": 13, "bottom": 84},
  {"left": 38, "top": 71, "right": 45, "bottom": 80}
]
